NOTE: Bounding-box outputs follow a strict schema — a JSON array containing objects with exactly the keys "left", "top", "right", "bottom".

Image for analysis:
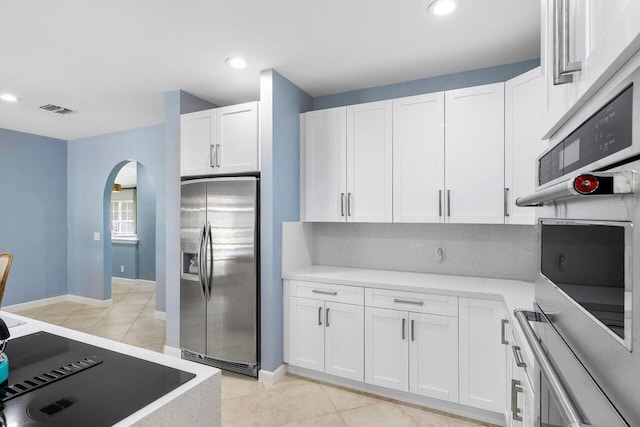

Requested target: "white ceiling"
[
  {"left": 0, "top": 0, "right": 540, "bottom": 140},
  {"left": 114, "top": 161, "right": 137, "bottom": 188}
]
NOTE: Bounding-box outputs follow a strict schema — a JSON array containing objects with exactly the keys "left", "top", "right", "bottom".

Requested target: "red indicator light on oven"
[{"left": 574, "top": 174, "right": 599, "bottom": 194}]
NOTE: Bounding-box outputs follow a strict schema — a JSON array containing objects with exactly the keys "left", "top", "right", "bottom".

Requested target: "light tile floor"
[
  {"left": 12, "top": 281, "right": 497, "bottom": 427},
  {"left": 12, "top": 281, "right": 165, "bottom": 353}
]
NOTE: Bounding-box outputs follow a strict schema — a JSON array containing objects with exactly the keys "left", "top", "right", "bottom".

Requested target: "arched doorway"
[{"left": 103, "top": 160, "right": 165, "bottom": 351}]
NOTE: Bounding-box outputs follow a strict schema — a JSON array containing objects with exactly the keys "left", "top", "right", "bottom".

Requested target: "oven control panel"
[{"left": 539, "top": 84, "right": 633, "bottom": 185}]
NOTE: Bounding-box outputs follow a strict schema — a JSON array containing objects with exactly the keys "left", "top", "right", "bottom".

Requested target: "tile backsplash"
[{"left": 283, "top": 222, "right": 537, "bottom": 282}]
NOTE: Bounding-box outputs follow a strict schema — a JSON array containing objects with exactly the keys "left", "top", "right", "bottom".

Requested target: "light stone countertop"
[
  {"left": 283, "top": 265, "right": 536, "bottom": 372},
  {"left": 0, "top": 311, "right": 221, "bottom": 427}
]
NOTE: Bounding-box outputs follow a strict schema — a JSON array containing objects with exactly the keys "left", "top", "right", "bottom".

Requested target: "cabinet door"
[
  {"left": 302, "top": 107, "right": 347, "bottom": 222},
  {"left": 180, "top": 109, "right": 216, "bottom": 177},
  {"left": 409, "top": 313, "right": 458, "bottom": 402},
  {"left": 365, "top": 307, "right": 409, "bottom": 391},
  {"left": 289, "top": 297, "right": 325, "bottom": 372},
  {"left": 393, "top": 93, "right": 445, "bottom": 223},
  {"left": 346, "top": 101, "right": 393, "bottom": 223},
  {"left": 324, "top": 302, "right": 364, "bottom": 381},
  {"left": 505, "top": 68, "right": 548, "bottom": 224},
  {"left": 445, "top": 83, "right": 505, "bottom": 224},
  {"left": 215, "top": 102, "right": 259, "bottom": 174},
  {"left": 459, "top": 298, "right": 507, "bottom": 413}
]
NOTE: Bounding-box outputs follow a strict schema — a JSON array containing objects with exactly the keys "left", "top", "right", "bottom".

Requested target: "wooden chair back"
[{"left": 0, "top": 254, "right": 13, "bottom": 308}]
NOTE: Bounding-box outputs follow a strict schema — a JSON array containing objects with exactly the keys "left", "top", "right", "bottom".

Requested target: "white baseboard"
[
  {"left": 112, "top": 277, "right": 156, "bottom": 287},
  {"left": 154, "top": 311, "right": 166, "bottom": 320},
  {"left": 164, "top": 345, "right": 182, "bottom": 358},
  {"left": 66, "top": 295, "right": 112, "bottom": 307},
  {"left": 3, "top": 296, "right": 68, "bottom": 312},
  {"left": 112, "top": 277, "right": 137, "bottom": 285},
  {"left": 259, "top": 364, "right": 288, "bottom": 386},
  {"left": 3, "top": 294, "right": 112, "bottom": 312},
  {"left": 137, "top": 279, "right": 156, "bottom": 287}
]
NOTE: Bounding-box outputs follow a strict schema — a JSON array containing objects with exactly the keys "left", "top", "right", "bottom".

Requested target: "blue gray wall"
[
  {"left": 67, "top": 125, "right": 165, "bottom": 307},
  {"left": 313, "top": 59, "right": 540, "bottom": 110},
  {"left": 0, "top": 129, "right": 68, "bottom": 306},
  {"left": 137, "top": 166, "right": 156, "bottom": 281},
  {"left": 111, "top": 242, "right": 138, "bottom": 279},
  {"left": 260, "top": 70, "right": 313, "bottom": 372}
]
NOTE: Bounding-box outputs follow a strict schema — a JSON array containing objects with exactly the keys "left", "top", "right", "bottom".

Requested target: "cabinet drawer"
[
  {"left": 290, "top": 280, "right": 364, "bottom": 305},
  {"left": 365, "top": 288, "right": 457, "bottom": 317}
]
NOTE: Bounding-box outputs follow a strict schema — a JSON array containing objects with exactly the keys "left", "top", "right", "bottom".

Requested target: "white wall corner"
[
  {"left": 163, "top": 345, "right": 182, "bottom": 358},
  {"left": 137, "top": 279, "right": 157, "bottom": 287},
  {"left": 258, "top": 364, "right": 288, "bottom": 386},
  {"left": 2, "top": 295, "right": 68, "bottom": 312},
  {"left": 66, "top": 295, "right": 113, "bottom": 307}
]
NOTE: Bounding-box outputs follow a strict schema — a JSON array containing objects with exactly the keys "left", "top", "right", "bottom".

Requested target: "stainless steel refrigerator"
[{"left": 180, "top": 176, "right": 259, "bottom": 377}]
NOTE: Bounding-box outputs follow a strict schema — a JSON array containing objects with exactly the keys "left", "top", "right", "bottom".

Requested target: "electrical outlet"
[
  {"left": 93, "top": 232, "right": 100, "bottom": 241},
  {"left": 120, "top": 265, "right": 124, "bottom": 273},
  {"left": 435, "top": 247, "right": 444, "bottom": 263}
]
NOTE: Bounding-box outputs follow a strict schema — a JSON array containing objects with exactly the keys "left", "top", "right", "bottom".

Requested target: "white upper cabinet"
[
  {"left": 180, "top": 101, "right": 259, "bottom": 177},
  {"left": 542, "top": 0, "right": 640, "bottom": 136},
  {"left": 505, "top": 68, "right": 548, "bottom": 225},
  {"left": 301, "top": 101, "right": 392, "bottom": 223},
  {"left": 346, "top": 101, "right": 393, "bottom": 223},
  {"left": 180, "top": 109, "right": 216, "bottom": 177},
  {"left": 301, "top": 107, "right": 348, "bottom": 222},
  {"left": 445, "top": 83, "right": 505, "bottom": 224},
  {"left": 393, "top": 93, "right": 445, "bottom": 223},
  {"left": 215, "top": 102, "right": 259, "bottom": 175}
]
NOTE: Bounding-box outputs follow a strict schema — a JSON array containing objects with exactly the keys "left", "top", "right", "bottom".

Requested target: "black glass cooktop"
[{"left": 0, "top": 332, "right": 194, "bottom": 426}]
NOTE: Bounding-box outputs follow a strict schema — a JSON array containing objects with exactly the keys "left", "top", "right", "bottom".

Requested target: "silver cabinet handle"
[
  {"left": 511, "top": 379, "right": 524, "bottom": 422},
  {"left": 347, "top": 193, "right": 352, "bottom": 216},
  {"left": 553, "top": 0, "right": 581, "bottom": 85},
  {"left": 512, "top": 345, "right": 527, "bottom": 368},
  {"left": 411, "top": 319, "right": 415, "bottom": 341},
  {"left": 447, "top": 190, "right": 451, "bottom": 217},
  {"left": 318, "top": 306, "right": 322, "bottom": 326},
  {"left": 504, "top": 188, "right": 510, "bottom": 217},
  {"left": 438, "top": 190, "right": 442, "bottom": 217},
  {"left": 216, "top": 144, "right": 221, "bottom": 167},
  {"left": 210, "top": 145, "right": 216, "bottom": 168},
  {"left": 515, "top": 310, "right": 589, "bottom": 427},
  {"left": 394, "top": 298, "right": 424, "bottom": 306},
  {"left": 312, "top": 289, "right": 337, "bottom": 296},
  {"left": 402, "top": 318, "right": 406, "bottom": 340},
  {"left": 326, "top": 308, "right": 330, "bottom": 327},
  {"left": 340, "top": 193, "right": 345, "bottom": 217},
  {"left": 501, "top": 319, "right": 509, "bottom": 345}
]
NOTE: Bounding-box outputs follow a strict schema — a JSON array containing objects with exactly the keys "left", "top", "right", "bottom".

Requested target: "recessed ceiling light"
[
  {"left": 226, "top": 57, "right": 247, "bottom": 69},
  {"left": 428, "top": 0, "right": 460, "bottom": 16},
  {"left": 0, "top": 93, "right": 19, "bottom": 102}
]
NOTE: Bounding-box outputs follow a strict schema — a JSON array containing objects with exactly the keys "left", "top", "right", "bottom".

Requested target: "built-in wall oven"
[{"left": 515, "top": 53, "right": 640, "bottom": 426}]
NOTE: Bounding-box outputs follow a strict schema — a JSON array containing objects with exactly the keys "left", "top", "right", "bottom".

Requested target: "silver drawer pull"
[
  {"left": 512, "top": 345, "right": 527, "bottom": 368},
  {"left": 312, "top": 289, "right": 338, "bottom": 296},
  {"left": 393, "top": 298, "right": 424, "bottom": 306}
]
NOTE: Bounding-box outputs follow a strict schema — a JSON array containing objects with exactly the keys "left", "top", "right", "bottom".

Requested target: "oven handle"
[
  {"left": 516, "top": 170, "right": 640, "bottom": 207},
  {"left": 514, "top": 310, "right": 591, "bottom": 427}
]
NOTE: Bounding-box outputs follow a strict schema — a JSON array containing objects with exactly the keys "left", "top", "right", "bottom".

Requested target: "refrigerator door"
[
  {"left": 180, "top": 181, "right": 207, "bottom": 355},
  {"left": 206, "top": 177, "right": 258, "bottom": 369}
]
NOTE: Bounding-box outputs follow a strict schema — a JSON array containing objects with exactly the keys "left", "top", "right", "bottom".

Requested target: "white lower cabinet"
[
  {"left": 459, "top": 298, "right": 508, "bottom": 413},
  {"left": 289, "top": 296, "right": 364, "bottom": 381},
  {"left": 364, "top": 307, "right": 459, "bottom": 402}
]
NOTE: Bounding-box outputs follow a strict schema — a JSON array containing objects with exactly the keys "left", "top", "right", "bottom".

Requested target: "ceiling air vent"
[{"left": 39, "top": 104, "right": 74, "bottom": 115}]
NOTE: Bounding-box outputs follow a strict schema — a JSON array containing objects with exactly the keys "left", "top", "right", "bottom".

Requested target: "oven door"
[{"left": 515, "top": 309, "right": 627, "bottom": 427}]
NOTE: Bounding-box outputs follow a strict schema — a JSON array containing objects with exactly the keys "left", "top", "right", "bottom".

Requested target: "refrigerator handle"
[
  {"left": 198, "top": 222, "right": 207, "bottom": 301},
  {"left": 206, "top": 221, "right": 214, "bottom": 300}
]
